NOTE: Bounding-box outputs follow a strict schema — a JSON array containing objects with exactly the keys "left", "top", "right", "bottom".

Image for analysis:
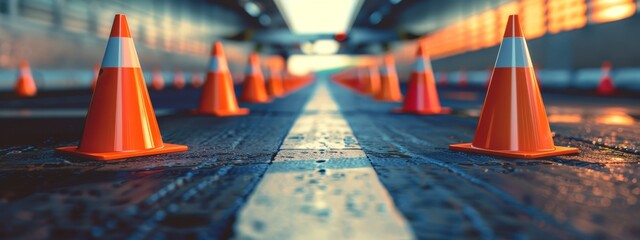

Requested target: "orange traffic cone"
[
  {"left": 191, "top": 72, "right": 203, "bottom": 88},
  {"left": 266, "top": 56, "right": 285, "bottom": 97},
  {"left": 198, "top": 42, "right": 249, "bottom": 116},
  {"left": 393, "top": 43, "right": 450, "bottom": 115},
  {"left": 151, "top": 68, "right": 164, "bottom": 91},
  {"left": 597, "top": 61, "right": 615, "bottom": 96},
  {"left": 458, "top": 69, "right": 468, "bottom": 87},
  {"left": 449, "top": 15, "right": 578, "bottom": 159},
  {"left": 15, "top": 60, "right": 37, "bottom": 97},
  {"left": 57, "top": 14, "right": 188, "bottom": 160},
  {"left": 362, "top": 65, "right": 380, "bottom": 96},
  {"left": 240, "top": 53, "right": 271, "bottom": 103},
  {"left": 90, "top": 64, "right": 100, "bottom": 91},
  {"left": 374, "top": 54, "right": 402, "bottom": 102},
  {"left": 173, "top": 69, "right": 186, "bottom": 89}
]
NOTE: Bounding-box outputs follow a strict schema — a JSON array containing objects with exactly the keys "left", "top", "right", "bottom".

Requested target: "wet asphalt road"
[{"left": 0, "top": 75, "right": 639, "bottom": 239}]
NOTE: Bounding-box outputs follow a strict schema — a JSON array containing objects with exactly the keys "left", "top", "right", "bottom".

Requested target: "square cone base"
[
  {"left": 449, "top": 143, "right": 579, "bottom": 159},
  {"left": 56, "top": 143, "right": 188, "bottom": 161},
  {"left": 392, "top": 107, "right": 452, "bottom": 115},
  {"left": 194, "top": 108, "right": 250, "bottom": 117}
]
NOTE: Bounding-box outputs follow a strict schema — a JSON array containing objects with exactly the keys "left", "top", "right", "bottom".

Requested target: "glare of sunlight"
[
  {"left": 287, "top": 55, "right": 354, "bottom": 75},
  {"left": 275, "top": 0, "right": 363, "bottom": 34}
]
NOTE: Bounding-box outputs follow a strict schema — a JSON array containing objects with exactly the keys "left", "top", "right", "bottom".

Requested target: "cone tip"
[
  {"left": 503, "top": 14, "right": 523, "bottom": 38},
  {"left": 211, "top": 41, "right": 225, "bottom": 56},
  {"left": 384, "top": 54, "right": 395, "bottom": 65},
  {"left": 250, "top": 53, "right": 260, "bottom": 64},
  {"left": 19, "top": 60, "right": 30, "bottom": 68},
  {"left": 416, "top": 42, "right": 427, "bottom": 57},
  {"left": 109, "top": 14, "right": 132, "bottom": 38}
]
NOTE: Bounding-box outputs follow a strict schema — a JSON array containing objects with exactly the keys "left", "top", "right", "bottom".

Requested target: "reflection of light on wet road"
[
  {"left": 442, "top": 92, "right": 477, "bottom": 100},
  {"left": 235, "top": 82, "right": 414, "bottom": 239},
  {"left": 548, "top": 114, "right": 583, "bottom": 123},
  {"left": 546, "top": 107, "right": 637, "bottom": 126},
  {"left": 596, "top": 111, "right": 635, "bottom": 126},
  {"left": 461, "top": 109, "right": 481, "bottom": 117}
]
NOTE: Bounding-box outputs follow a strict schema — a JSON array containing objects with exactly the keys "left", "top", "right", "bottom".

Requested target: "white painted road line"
[{"left": 234, "top": 82, "right": 415, "bottom": 240}]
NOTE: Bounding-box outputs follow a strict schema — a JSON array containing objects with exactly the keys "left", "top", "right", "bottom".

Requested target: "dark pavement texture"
[
  {"left": 332, "top": 83, "right": 640, "bottom": 240},
  {"left": 0, "top": 78, "right": 639, "bottom": 239},
  {"left": 0, "top": 86, "right": 311, "bottom": 239}
]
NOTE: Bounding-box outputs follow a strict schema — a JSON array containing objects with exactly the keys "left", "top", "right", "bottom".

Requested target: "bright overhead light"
[
  {"left": 244, "top": 2, "right": 261, "bottom": 17},
  {"left": 275, "top": 0, "right": 363, "bottom": 34},
  {"left": 370, "top": 12, "right": 383, "bottom": 24},
  {"left": 288, "top": 54, "right": 354, "bottom": 75},
  {"left": 300, "top": 42, "right": 314, "bottom": 54},
  {"left": 259, "top": 15, "right": 271, "bottom": 26},
  {"left": 313, "top": 40, "right": 340, "bottom": 55}
]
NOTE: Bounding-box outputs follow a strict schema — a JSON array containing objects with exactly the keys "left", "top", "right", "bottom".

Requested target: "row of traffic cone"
[
  {"left": 331, "top": 47, "right": 445, "bottom": 113},
  {"left": 333, "top": 15, "right": 580, "bottom": 159},
  {"left": 331, "top": 54, "right": 404, "bottom": 102},
  {"left": 436, "top": 61, "right": 616, "bottom": 95},
  {"left": 336, "top": 62, "right": 616, "bottom": 98},
  {"left": 19, "top": 63, "right": 208, "bottom": 94},
  {"left": 57, "top": 14, "right": 312, "bottom": 161},
  {"left": 13, "top": 46, "right": 300, "bottom": 98}
]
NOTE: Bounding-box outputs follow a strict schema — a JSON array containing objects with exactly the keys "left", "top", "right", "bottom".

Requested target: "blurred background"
[{"left": 0, "top": 0, "right": 639, "bottom": 93}]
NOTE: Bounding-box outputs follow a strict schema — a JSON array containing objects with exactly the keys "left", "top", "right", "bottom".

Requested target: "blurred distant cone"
[
  {"left": 173, "top": 69, "right": 186, "bottom": 89},
  {"left": 332, "top": 67, "right": 363, "bottom": 93},
  {"left": 449, "top": 15, "right": 578, "bottom": 158},
  {"left": 458, "top": 69, "right": 468, "bottom": 87},
  {"left": 356, "top": 67, "right": 368, "bottom": 94},
  {"left": 90, "top": 64, "right": 100, "bottom": 91},
  {"left": 330, "top": 68, "right": 352, "bottom": 82},
  {"left": 57, "top": 14, "right": 188, "bottom": 160},
  {"left": 14, "top": 60, "right": 37, "bottom": 97},
  {"left": 151, "top": 68, "right": 164, "bottom": 91},
  {"left": 597, "top": 61, "right": 615, "bottom": 96},
  {"left": 438, "top": 70, "right": 448, "bottom": 86},
  {"left": 362, "top": 65, "right": 380, "bottom": 96},
  {"left": 393, "top": 43, "right": 450, "bottom": 115},
  {"left": 374, "top": 54, "right": 402, "bottom": 102},
  {"left": 240, "top": 53, "right": 271, "bottom": 103},
  {"left": 191, "top": 72, "right": 203, "bottom": 88},
  {"left": 197, "top": 42, "right": 249, "bottom": 116},
  {"left": 266, "top": 56, "right": 285, "bottom": 97},
  {"left": 284, "top": 72, "right": 313, "bottom": 93}
]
